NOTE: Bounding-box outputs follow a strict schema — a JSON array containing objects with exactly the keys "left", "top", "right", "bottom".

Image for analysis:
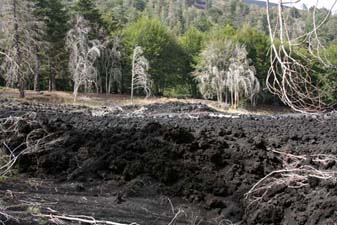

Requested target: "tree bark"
[
  {"left": 48, "top": 72, "right": 56, "bottom": 91},
  {"left": 52, "top": 72, "right": 56, "bottom": 90},
  {"left": 13, "top": 0, "right": 25, "bottom": 98},
  {"left": 34, "top": 46, "right": 40, "bottom": 92},
  {"left": 48, "top": 57, "right": 56, "bottom": 91},
  {"left": 131, "top": 48, "right": 136, "bottom": 104}
]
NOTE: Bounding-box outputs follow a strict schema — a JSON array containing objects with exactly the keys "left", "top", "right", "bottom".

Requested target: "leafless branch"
[
  {"left": 245, "top": 149, "right": 337, "bottom": 208},
  {"left": 35, "top": 214, "right": 139, "bottom": 225},
  {"left": 195, "top": 41, "right": 260, "bottom": 108},
  {"left": 265, "top": 0, "right": 337, "bottom": 113},
  {"left": 66, "top": 16, "right": 103, "bottom": 101},
  {"left": 131, "top": 46, "right": 152, "bottom": 103}
]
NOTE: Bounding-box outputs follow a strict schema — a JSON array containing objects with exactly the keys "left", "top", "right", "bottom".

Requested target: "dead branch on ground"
[
  {"left": 0, "top": 113, "right": 53, "bottom": 176},
  {"left": 245, "top": 149, "right": 337, "bottom": 208},
  {"left": 35, "top": 214, "right": 139, "bottom": 225}
]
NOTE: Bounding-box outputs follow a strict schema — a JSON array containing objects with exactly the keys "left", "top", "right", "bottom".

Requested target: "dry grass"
[{"left": 0, "top": 88, "right": 290, "bottom": 115}]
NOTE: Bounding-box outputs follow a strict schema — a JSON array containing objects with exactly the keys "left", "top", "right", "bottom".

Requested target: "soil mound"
[{"left": 1, "top": 100, "right": 337, "bottom": 224}]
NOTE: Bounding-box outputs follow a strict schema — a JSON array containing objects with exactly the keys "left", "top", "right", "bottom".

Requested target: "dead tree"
[
  {"left": 109, "top": 37, "right": 122, "bottom": 94},
  {"left": 131, "top": 46, "right": 152, "bottom": 103},
  {"left": 1, "top": 1, "right": 24, "bottom": 97},
  {"left": 265, "top": 0, "right": 337, "bottom": 113},
  {"left": 227, "top": 45, "right": 260, "bottom": 108},
  {"left": 0, "top": 0, "right": 39, "bottom": 97},
  {"left": 12, "top": 0, "right": 23, "bottom": 97},
  {"left": 99, "top": 37, "right": 122, "bottom": 94},
  {"left": 66, "top": 16, "right": 102, "bottom": 101},
  {"left": 195, "top": 41, "right": 260, "bottom": 108},
  {"left": 195, "top": 39, "right": 234, "bottom": 104}
]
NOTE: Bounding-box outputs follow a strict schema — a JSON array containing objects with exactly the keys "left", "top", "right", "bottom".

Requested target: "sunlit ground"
[{"left": 0, "top": 87, "right": 291, "bottom": 115}]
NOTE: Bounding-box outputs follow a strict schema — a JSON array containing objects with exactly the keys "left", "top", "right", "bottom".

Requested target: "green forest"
[{"left": 0, "top": 0, "right": 337, "bottom": 109}]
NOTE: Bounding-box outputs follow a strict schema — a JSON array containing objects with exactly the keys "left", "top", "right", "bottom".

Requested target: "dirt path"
[{"left": 1, "top": 178, "right": 210, "bottom": 225}]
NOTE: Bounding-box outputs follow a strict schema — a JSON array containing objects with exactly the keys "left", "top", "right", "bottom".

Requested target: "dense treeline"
[{"left": 0, "top": 0, "right": 336, "bottom": 106}]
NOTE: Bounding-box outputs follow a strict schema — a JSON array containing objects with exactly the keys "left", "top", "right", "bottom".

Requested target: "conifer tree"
[
  {"left": 42, "top": 0, "right": 69, "bottom": 91},
  {"left": 73, "top": 0, "right": 102, "bottom": 38}
]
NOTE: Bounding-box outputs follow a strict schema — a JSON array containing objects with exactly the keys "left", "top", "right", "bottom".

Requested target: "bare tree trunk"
[
  {"left": 131, "top": 48, "right": 136, "bottom": 104},
  {"left": 108, "top": 74, "right": 112, "bottom": 94},
  {"left": 48, "top": 58, "right": 52, "bottom": 91},
  {"left": 48, "top": 73, "right": 52, "bottom": 91},
  {"left": 48, "top": 73, "right": 56, "bottom": 91},
  {"left": 98, "top": 76, "right": 102, "bottom": 94},
  {"left": 105, "top": 75, "right": 108, "bottom": 94},
  {"left": 34, "top": 46, "right": 40, "bottom": 92},
  {"left": 48, "top": 57, "right": 56, "bottom": 91},
  {"left": 52, "top": 72, "right": 56, "bottom": 91},
  {"left": 13, "top": 0, "right": 24, "bottom": 98},
  {"left": 73, "top": 83, "right": 80, "bottom": 102}
]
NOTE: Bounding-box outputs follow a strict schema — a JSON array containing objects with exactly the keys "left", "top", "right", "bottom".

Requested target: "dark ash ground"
[{"left": 0, "top": 98, "right": 337, "bottom": 225}]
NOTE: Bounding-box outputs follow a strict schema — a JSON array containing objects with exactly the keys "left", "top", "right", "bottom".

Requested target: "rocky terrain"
[{"left": 0, "top": 98, "right": 337, "bottom": 225}]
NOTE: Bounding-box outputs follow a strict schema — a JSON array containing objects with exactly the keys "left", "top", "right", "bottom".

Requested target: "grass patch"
[
  {"left": 27, "top": 206, "right": 41, "bottom": 215},
  {"left": 0, "top": 176, "right": 6, "bottom": 183}
]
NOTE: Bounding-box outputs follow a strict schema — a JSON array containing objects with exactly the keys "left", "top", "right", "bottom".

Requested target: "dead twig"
[
  {"left": 0, "top": 113, "right": 55, "bottom": 176},
  {"left": 245, "top": 150, "right": 337, "bottom": 208},
  {"left": 168, "top": 208, "right": 184, "bottom": 225},
  {"left": 35, "top": 214, "right": 139, "bottom": 225}
]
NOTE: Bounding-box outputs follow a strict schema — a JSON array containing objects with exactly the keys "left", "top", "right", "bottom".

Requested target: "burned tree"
[
  {"left": 66, "top": 16, "right": 102, "bottom": 101},
  {"left": 131, "top": 46, "right": 152, "bottom": 103}
]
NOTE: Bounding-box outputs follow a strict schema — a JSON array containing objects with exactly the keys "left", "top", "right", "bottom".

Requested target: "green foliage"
[
  {"left": 40, "top": 0, "right": 69, "bottom": 43},
  {"left": 99, "top": 0, "right": 142, "bottom": 33},
  {"left": 236, "top": 26, "right": 270, "bottom": 78},
  {"left": 179, "top": 27, "right": 205, "bottom": 96},
  {"left": 2, "top": 0, "right": 336, "bottom": 107},
  {"left": 180, "top": 27, "right": 205, "bottom": 58},
  {"left": 206, "top": 24, "right": 236, "bottom": 43},
  {"left": 73, "top": 0, "right": 102, "bottom": 38},
  {"left": 316, "top": 44, "right": 337, "bottom": 104},
  {"left": 287, "top": 45, "right": 337, "bottom": 105},
  {"left": 33, "top": 0, "right": 70, "bottom": 91},
  {"left": 73, "top": 0, "right": 102, "bottom": 27},
  {"left": 0, "top": 176, "right": 6, "bottom": 183},
  {"left": 122, "top": 17, "right": 186, "bottom": 95},
  {"left": 326, "top": 44, "right": 337, "bottom": 65},
  {"left": 134, "top": 0, "right": 146, "bottom": 11},
  {"left": 196, "top": 24, "right": 237, "bottom": 73},
  {"left": 235, "top": 26, "right": 270, "bottom": 101},
  {"left": 101, "top": 11, "right": 124, "bottom": 34},
  {"left": 193, "top": 13, "right": 213, "bottom": 32}
]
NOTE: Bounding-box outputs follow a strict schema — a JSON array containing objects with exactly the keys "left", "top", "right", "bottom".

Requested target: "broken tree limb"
[{"left": 35, "top": 214, "right": 139, "bottom": 225}]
